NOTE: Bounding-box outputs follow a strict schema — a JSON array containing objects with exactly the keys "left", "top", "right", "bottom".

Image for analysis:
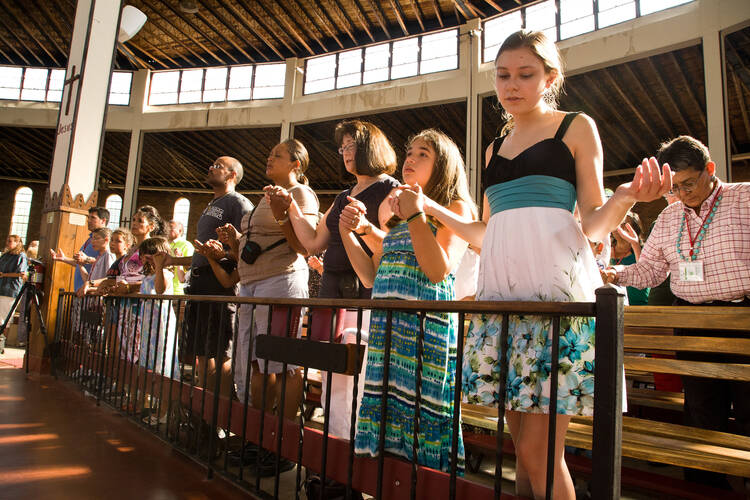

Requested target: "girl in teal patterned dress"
[{"left": 338, "top": 129, "right": 476, "bottom": 473}]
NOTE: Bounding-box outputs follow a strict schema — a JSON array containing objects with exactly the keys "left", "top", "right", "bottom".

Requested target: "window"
[
  {"left": 108, "top": 72, "right": 133, "bottom": 105},
  {"left": 560, "top": 0, "right": 595, "bottom": 40},
  {"left": 525, "top": 0, "right": 557, "bottom": 41},
  {"left": 47, "top": 69, "right": 65, "bottom": 102},
  {"left": 483, "top": 11, "right": 523, "bottom": 63},
  {"left": 228, "top": 65, "right": 253, "bottom": 101},
  {"left": 149, "top": 71, "right": 180, "bottom": 105},
  {"left": 420, "top": 30, "right": 459, "bottom": 74},
  {"left": 10, "top": 187, "right": 33, "bottom": 242},
  {"left": 105, "top": 194, "right": 123, "bottom": 230},
  {"left": 21, "top": 68, "right": 49, "bottom": 101},
  {"left": 173, "top": 198, "right": 190, "bottom": 231},
  {"left": 252, "top": 63, "right": 286, "bottom": 99},
  {"left": 149, "top": 63, "right": 285, "bottom": 105},
  {"left": 303, "top": 29, "right": 458, "bottom": 95},
  {"left": 598, "top": 0, "right": 636, "bottom": 28}
]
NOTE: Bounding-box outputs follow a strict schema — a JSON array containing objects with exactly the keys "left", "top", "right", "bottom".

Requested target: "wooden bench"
[{"left": 461, "top": 305, "right": 750, "bottom": 496}]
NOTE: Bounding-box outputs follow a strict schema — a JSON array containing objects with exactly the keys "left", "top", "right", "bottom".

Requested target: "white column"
[
  {"left": 280, "top": 57, "right": 300, "bottom": 141},
  {"left": 700, "top": 3, "right": 730, "bottom": 181},
  {"left": 462, "top": 18, "right": 483, "bottom": 206},
  {"left": 48, "top": 0, "right": 123, "bottom": 201},
  {"left": 122, "top": 129, "right": 143, "bottom": 220}
]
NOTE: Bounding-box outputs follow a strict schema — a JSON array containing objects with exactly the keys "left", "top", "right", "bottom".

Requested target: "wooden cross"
[{"left": 63, "top": 65, "right": 81, "bottom": 116}]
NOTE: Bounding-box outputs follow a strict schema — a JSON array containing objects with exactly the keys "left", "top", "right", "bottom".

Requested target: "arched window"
[
  {"left": 173, "top": 198, "right": 190, "bottom": 233},
  {"left": 10, "top": 187, "right": 33, "bottom": 242},
  {"left": 105, "top": 194, "right": 123, "bottom": 230}
]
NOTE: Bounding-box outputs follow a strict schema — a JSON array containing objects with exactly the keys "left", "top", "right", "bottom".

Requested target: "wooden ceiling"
[{"left": 0, "top": 0, "right": 538, "bottom": 70}]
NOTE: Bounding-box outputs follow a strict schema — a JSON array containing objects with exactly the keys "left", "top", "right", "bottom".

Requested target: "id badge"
[{"left": 679, "top": 261, "right": 704, "bottom": 282}]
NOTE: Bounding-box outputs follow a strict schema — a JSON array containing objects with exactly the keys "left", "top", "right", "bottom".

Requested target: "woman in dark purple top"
[{"left": 267, "top": 120, "right": 399, "bottom": 299}]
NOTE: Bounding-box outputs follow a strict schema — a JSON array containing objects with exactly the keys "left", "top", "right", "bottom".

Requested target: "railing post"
[{"left": 592, "top": 285, "right": 625, "bottom": 500}]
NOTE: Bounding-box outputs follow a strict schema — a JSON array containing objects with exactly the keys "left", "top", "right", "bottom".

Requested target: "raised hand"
[
  {"left": 216, "top": 223, "right": 240, "bottom": 246},
  {"left": 396, "top": 183, "right": 425, "bottom": 218},
  {"left": 194, "top": 239, "right": 225, "bottom": 261},
  {"left": 49, "top": 248, "right": 67, "bottom": 261},
  {"left": 616, "top": 157, "right": 673, "bottom": 204},
  {"left": 264, "top": 185, "right": 293, "bottom": 220},
  {"left": 153, "top": 251, "right": 173, "bottom": 267},
  {"left": 616, "top": 223, "right": 640, "bottom": 249},
  {"left": 152, "top": 252, "right": 167, "bottom": 269},
  {"left": 339, "top": 196, "right": 368, "bottom": 234}
]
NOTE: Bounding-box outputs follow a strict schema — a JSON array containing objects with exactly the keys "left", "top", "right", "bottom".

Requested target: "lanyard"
[{"left": 683, "top": 186, "right": 722, "bottom": 257}]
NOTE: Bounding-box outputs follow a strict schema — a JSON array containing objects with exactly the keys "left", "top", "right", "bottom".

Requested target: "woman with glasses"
[{"left": 266, "top": 120, "right": 399, "bottom": 301}]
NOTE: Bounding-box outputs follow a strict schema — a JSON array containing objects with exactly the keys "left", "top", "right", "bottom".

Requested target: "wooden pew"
[{"left": 462, "top": 305, "right": 750, "bottom": 496}]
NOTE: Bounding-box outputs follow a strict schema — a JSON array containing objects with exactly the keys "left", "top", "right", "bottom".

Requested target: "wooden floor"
[{"left": 0, "top": 353, "right": 246, "bottom": 499}]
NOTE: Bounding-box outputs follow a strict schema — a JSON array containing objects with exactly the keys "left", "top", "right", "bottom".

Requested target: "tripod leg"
[
  {"left": 0, "top": 286, "right": 26, "bottom": 336},
  {"left": 31, "top": 290, "right": 57, "bottom": 379}
]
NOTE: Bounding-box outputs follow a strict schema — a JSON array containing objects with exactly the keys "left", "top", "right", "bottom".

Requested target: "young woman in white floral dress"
[{"left": 422, "top": 30, "right": 672, "bottom": 499}]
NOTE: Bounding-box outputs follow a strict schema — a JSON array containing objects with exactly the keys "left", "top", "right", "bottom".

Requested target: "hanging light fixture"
[
  {"left": 118, "top": 5, "right": 147, "bottom": 43},
  {"left": 179, "top": 0, "right": 200, "bottom": 14}
]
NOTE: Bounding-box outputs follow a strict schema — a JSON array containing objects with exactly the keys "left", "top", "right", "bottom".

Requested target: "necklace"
[{"left": 675, "top": 186, "right": 723, "bottom": 261}]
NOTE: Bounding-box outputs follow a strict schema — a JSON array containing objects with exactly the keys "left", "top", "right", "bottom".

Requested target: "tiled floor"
[{"left": 0, "top": 362, "right": 247, "bottom": 499}]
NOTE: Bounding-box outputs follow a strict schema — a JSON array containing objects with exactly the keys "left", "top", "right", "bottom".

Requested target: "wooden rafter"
[
  {"left": 581, "top": 74, "right": 652, "bottom": 154},
  {"left": 0, "top": 15, "right": 44, "bottom": 65},
  {"left": 294, "top": 0, "right": 345, "bottom": 50},
  {"left": 368, "top": 0, "right": 391, "bottom": 38},
  {"left": 0, "top": 29, "right": 31, "bottom": 66},
  {"left": 668, "top": 52, "right": 707, "bottom": 130},
  {"left": 195, "top": 5, "right": 261, "bottom": 63},
  {"left": 313, "top": 0, "right": 358, "bottom": 46},
  {"left": 158, "top": 0, "right": 239, "bottom": 65},
  {"left": 22, "top": 3, "right": 68, "bottom": 66},
  {"left": 138, "top": 8, "right": 211, "bottom": 65},
  {"left": 601, "top": 68, "right": 660, "bottom": 144},
  {"left": 274, "top": 1, "right": 328, "bottom": 53},
  {"left": 219, "top": 0, "right": 288, "bottom": 60},
  {"left": 621, "top": 63, "right": 675, "bottom": 136},
  {"left": 252, "top": 1, "right": 316, "bottom": 56},
  {"left": 407, "top": 0, "right": 425, "bottom": 32},
  {"left": 388, "top": 0, "right": 410, "bottom": 36},
  {"left": 429, "top": 0, "right": 444, "bottom": 27},
  {"left": 644, "top": 57, "right": 694, "bottom": 137},
  {"left": 349, "top": 0, "right": 380, "bottom": 41}
]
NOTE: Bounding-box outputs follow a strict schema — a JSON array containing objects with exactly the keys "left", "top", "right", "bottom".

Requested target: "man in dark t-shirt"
[{"left": 164, "top": 156, "right": 252, "bottom": 398}]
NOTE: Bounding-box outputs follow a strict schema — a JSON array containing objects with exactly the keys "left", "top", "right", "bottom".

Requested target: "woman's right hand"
[
  {"left": 339, "top": 196, "right": 368, "bottom": 234},
  {"left": 216, "top": 223, "right": 240, "bottom": 246}
]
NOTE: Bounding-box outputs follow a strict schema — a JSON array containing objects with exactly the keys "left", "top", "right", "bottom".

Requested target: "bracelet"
[
  {"left": 406, "top": 211, "right": 425, "bottom": 224},
  {"left": 275, "top": 214, "right": 289, "bottom": 226}
]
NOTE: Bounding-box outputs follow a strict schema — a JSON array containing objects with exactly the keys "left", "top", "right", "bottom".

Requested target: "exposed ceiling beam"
[
  {"left": 294, "top": 0, "right": 345, "bottom": 50},
  {"left": 388, "top": 0, "right": 410, "bottom": 36},
  {"left": 313, "top": 0, "right": 358, "bottom": 46},
  {"left": 644, "top": 57, "right": 694, "bottom": 137}
]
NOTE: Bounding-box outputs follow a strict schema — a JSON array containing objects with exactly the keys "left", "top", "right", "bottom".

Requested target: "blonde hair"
[
  {"left": 4, "top": 234, "right": 24, "bottom": 255},
  {"left": 495, "top": 30, "right": 564, "bottom": 135}
]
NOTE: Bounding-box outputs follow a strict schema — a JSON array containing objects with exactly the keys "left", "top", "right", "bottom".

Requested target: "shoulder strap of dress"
[
  {"left": 491, "top": 135, "right": 506, "bottom": 159},
  {"left": 554, "top": 112, "right": 582, "bottom": 141}
]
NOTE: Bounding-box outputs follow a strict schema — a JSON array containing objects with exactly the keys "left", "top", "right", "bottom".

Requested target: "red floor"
[{"left": 0, "top": 363, "right": 248, "bottom": 499}]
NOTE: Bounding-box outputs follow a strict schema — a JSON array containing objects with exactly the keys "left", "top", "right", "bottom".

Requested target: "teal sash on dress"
[{"left": 486, "top": 175, "right": 577, "bottom": 215}]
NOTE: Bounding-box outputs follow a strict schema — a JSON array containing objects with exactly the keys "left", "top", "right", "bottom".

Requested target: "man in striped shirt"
[{"left": 605, "top": 135, "right": 749, "bottom": 489}]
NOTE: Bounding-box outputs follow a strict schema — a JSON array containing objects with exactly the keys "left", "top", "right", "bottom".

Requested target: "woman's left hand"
[{"left": 616, "top": 223, "right": 640, "bottom": 250}]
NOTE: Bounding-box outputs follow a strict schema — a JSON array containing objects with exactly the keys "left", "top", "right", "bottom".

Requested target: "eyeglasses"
[
  {"left": 668, "top": 170, "right": 706, "bottom": 196},
  {"left": 338, "top": 143, "right": 356, "bottom": 155},
  {"left": 209, "top": 163, "right": 224, "bottom": 170}
]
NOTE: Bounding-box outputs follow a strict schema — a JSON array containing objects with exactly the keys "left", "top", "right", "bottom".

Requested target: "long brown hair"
[
  {"left": 495, "top": 30, "right": 564, "bottom": 136},
  {"left": 334, "top": 120, "right": 397, "bottom": 179},
  {"left": 280, "top": 138, "right": 310, "bottom": 185},
  {"left": 138, "top": 237, "right": 171, "bottom": 276},
  {"left": 388, "top": 129, "right": 477, "bottom": 227}
]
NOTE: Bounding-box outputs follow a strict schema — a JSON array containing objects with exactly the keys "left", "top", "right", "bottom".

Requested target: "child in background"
[
  {"left": 137, "top": 237, "right": 179, "bottom": 424},
  {"left": 77, "top": 227, "right": 115, "bottom": 296}
]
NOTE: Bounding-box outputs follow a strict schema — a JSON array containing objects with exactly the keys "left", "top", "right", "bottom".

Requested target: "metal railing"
[{"left": 53, "top": 287, "right": 624, "bottom": 500}]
